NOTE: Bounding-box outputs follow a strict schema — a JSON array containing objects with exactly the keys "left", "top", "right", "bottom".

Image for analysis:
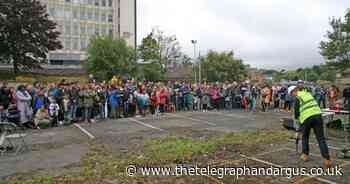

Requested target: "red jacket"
[
  {"left": 150, "top": 95, "right": 158, "bottom": 106},
  {"left": 158, "top": 90, "right": 168, "bottom": 105}
]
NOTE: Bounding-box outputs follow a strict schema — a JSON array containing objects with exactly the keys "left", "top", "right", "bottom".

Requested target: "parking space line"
[
  {"left": 256, "top": 148, "right": 289, "bottom": 156},
  {"left": 167, "top": 113, "right": 216, "bottom": 126},
  {"left": 240, "top": 154, "right": 284, "bottom": 168},
  {"left": 129, "top": 118, "right": 165, "bottom": 132},
  {"left": 283, "top": 147, "right": 350, "bottom": 165},
  {"left": 241, "top": 154, "right": 338, "bottom": 184},
  {"left": 288, "top": 139, "right": 343, "bottom": 151},
  {"left": 73, "top": 123, "right": 95, "bottom": 139},
  {"left": 208, "top": 111, "right": 251, "bottom": 119}
]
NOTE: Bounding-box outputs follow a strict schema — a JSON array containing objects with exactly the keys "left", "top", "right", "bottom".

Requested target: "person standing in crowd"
[
  {"left": 210, "top": 83, "right": 220, "bottom": 110},
  {"left": 158, "top": 86, "right": 168, "bottom": 114},
  {"left": 328, "top": 85, "right": 339, "bottom": 109},
  {"left": 68, "top": 84, "right": 79, "bottom": 123},
  {"left": 135, "top": 84, "right": 149, "bottom": 117},
  {"left": 150, "top": 88, "right": 159, "bottom": 116},
  {"left": 250, "top": 85, "right": 258, "bottom": 112},
  {"left": 315, "top": 86, "right": 326, "bottom": 109},
  {"left": 16, "top": 85, "right": 34, "bottom": 127},
  {"left": 109, "top": 85, "right": 120, "bottom": 119},
  {"left": 201, "top": 86, "right": 211, "bottom": 112},
  {"left": 261, "top": 85, "right": 271, "bottom": 112}
]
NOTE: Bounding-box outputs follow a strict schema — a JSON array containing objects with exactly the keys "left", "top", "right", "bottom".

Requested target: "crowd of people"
[{"left": 0, "top": 78, "right": 349, "bottom": 129}]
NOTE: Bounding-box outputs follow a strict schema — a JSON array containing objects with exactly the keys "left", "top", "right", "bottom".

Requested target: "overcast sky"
[{"left": 137, "top": 0, "right": 349, "bottom": 70}]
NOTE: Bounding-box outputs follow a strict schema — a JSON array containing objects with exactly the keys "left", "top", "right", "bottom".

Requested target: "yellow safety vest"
[{"left": 297, "top": 91, "right": 321, "bottom": 124}]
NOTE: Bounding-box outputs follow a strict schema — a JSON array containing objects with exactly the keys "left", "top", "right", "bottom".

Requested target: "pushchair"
[
  {"left": 6, "top": 104, "right": 21, "bottom": 126},
  {"left": 0, "top": 105, "right": 29, "bottom": 156}
]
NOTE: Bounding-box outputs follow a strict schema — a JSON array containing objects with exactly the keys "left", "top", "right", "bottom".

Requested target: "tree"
[
  {"left": 150, "top": 27, "right": 183, "bottom": 72},
  {"left": 138, "top": 32, "right": 164, "bottom": 81},
  {"left": 200, "top": 50, "right": 247, "bottom": 82},
  {"left": 320, "top": 10, "right": 350, "bottom": 70},
  {"left": 85, "top": 36, "right": 137, "bottom": 80},
  {"left": 0, "top": 0, "right": 62, "bottom": 74}
]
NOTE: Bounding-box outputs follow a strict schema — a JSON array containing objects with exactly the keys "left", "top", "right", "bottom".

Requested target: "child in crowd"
[{"left": 48, "top": 98, "right": 60, "bottom": 127}]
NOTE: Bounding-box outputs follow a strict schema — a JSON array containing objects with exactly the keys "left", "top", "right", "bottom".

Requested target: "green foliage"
[
  {"left": 139, "top": 33, "right": 160, "bottom": 62},
  {"left": 0, "top": 0, "right": 62, "bottom": 74},
  {"left": 273, "top": 64, "right": 337, "bottom": 82},
  {"left": 200, "top": 50, "right": 248, "bottom": 82},
  {"left": 84, "top": 36, "right": 137, "bottom": 80},
  {"left": 138, "top": 32, "right": 164, "bottom": 81},
  {"left": 320, "top": 9, "right": 350, "bottom": 71},
  {"left": 145, "top": 136, "right": 216, "bottom": 163},
  {"left": 141, "top": 63, "right": 164, "bottom": 81}
]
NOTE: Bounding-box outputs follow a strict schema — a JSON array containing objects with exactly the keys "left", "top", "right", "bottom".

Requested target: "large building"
[{"left": 40, "top": 0, "right": 137, "bottom": 65}]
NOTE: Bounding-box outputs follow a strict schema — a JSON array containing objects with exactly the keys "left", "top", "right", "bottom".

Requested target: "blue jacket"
[{"left": 109, "top": 90, "right": 120, "bottom": 108}]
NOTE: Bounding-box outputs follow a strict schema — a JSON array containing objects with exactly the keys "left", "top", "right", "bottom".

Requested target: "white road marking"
[
  {"left": 73, "top": 123, "right": 95, "bottom": 139},
  {"left": 129, "top": 118, "right": 165, "bottom": 132},
  {"left": 167, "top": 113, "right": 216, "bottom": 126},
  {"left": 241, "top": 154, "right": 339, "bottom": 184},
  {"left": 208, "top": 111, "right": 250, "bottom": 119},
  {"left": 240, "top": 154, "right": 284, "bottom": 168},
  {"left": 288, "top": 139, "right": 343, "bottom": 151}
]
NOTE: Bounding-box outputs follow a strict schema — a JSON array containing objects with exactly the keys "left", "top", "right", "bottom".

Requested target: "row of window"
[
  {"left": 49, "top": 7, "right": 114, "bottom": 22},
  {"left": 61, "top": 37, "right": 90, "bottom": 51},
  {"left": 57, "top": 23, "right": 114, "bottom": 37},
  {"left": 64, "top": 0, "right": 113, "bottom": 7}
]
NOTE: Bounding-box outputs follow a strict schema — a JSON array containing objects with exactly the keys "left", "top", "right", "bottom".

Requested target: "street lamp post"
[{"left": 191, "top": 40, "right": 198, "bottom": 84}]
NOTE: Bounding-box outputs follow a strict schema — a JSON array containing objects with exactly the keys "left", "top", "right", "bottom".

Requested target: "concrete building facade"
[{"left": 39, "top": 0, "right": 137, "bottom": 65}]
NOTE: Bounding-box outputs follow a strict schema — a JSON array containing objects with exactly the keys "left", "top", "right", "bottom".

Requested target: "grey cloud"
[{"left": 138, "top": 0, "right": 350, "bottom": 69}]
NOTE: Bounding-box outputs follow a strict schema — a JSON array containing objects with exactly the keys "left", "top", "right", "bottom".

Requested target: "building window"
[
  {"left": 108, "top": 0, "right": 112, "bottom": 7},
  {"left": 80, "top": 38, "right": 86, "bottom": 51},
  {"left": 57, "top": 8, "right": 64, "bottom": 18},
  {"left": 73, "top": 38, "right": 79, "bottom": 50},
  {"left": 65, "top": 8, "right": 72, "bottom": 19},
  {"left": 108, "top": 27, "right": 113, "bottom": 36},
  {"left": 73, "top": 9, "right": 78, "bottom": 19},
  {"left": 95, "top": 0, "right": 99, "bottom": 6},
  {"left": 49, "top": 7, "right": 56, "bottom": 17},
  {"left": 101, "top": 0, "right": 106, "bottom": 6},
  {"left": 80, "top": 9, "right": 86, "bottom": 20},
  {"left": 65, "top": 0, "right": 71, "bottom": 3},
  {"left": 101, "top": 13, "right": 106, "bottom": 22},
  {"left": 87, "top": 10, "right": 93, "bottom": 20},
  {"left": 80, "top": 23, "right": 86, "bottom": 34},
  {"left": 95, "top": 26, "right": 100, "bottom": 35},
  {"left": 94, "top": 11, "right": 99, "bottom": 21},
  {"left": 87, "top": 24, "right": 94, "bottom": 35},
  {"left": 73, "top": 23, "right": 79, "bottom": 36},
  {"left": 65, "top": 23, "right": 71, "bottom": 35},
  {"left": 65, "top": 38, "right": 71, "bottom": 50},
  {"left": 108, "top": 14, "right": 113, "bottom": 22}
]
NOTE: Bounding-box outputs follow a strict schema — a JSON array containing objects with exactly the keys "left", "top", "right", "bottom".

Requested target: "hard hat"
[
  {"left": 297, "top": 80, "right": 304, "bottom": 84},
  {"left": 288, "top": 86, "right": 297, "bottom": 95}
]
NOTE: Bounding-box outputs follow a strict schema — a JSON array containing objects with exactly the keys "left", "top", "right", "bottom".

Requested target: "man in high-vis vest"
[{"left": 288, "top": 85, "right": 332, "bottom": 168}]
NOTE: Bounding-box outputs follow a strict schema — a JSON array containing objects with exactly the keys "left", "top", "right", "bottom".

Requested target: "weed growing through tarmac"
[{"left": 2, "top": 131, "right": 290, "bottom": 184}]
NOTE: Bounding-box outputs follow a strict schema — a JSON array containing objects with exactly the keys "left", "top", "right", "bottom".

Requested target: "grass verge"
[{"left": 2, "top": 130, "right": 290, "bottom": 184}]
